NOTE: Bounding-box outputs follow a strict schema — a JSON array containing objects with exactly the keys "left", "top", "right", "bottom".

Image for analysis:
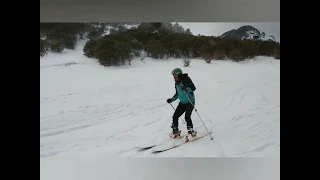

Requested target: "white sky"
[{"left": 178, "top": 22, "right": 280, "bottom": 42}]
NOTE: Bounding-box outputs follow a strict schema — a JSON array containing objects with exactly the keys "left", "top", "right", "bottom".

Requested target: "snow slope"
[{"left": 40, "top": 40, "right": 280, "bottom": 157}]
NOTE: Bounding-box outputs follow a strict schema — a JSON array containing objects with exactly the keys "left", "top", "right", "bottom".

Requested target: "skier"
[{"left": 167, "top": 68, "right": 197, "bottom": 139}]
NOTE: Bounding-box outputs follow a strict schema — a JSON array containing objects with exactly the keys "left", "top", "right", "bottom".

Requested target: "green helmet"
[{"left": 171, "top": 68, "right": 183, "bottom": 75}]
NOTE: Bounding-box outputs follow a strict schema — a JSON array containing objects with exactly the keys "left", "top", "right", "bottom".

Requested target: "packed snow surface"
[{"left": 40, "top": 40, "right": 280, "bottom": 158}]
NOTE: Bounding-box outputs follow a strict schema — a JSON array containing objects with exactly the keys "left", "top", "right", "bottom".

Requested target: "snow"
[
  {"left": 40, "top": 40, "right": 280, "bottom": 158},
  {"left": 242, "top": 30, "right": 276, "bottom": 41}
]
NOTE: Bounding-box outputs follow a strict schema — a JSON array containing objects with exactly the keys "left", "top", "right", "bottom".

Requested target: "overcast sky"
[{"left": 178, "top": 22, "right": 280, "bottom": 42}]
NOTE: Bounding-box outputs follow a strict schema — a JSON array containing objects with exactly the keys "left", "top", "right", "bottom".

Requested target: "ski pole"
[
  {"left": 169, "top": 103, "right": 186, "bottom": 124},
  {"left": 185, "top": 92, "right": 214, "bottom": 140}
]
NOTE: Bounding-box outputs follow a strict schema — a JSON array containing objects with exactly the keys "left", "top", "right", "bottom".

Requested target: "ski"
[
  {"left": 135, "top": 133, "right": 185, "bottom": 151},
  {"left": 136, "top": 145, "right": 157, "bottom": 151},
  {"left": 151, "top": 130, "right": 213, "bottom": 153}
]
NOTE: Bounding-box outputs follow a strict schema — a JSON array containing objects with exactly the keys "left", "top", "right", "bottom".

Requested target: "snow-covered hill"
[
  {"left": 40, "top": 40, "right": 280, "bottom": 158},
  {"left": 220, "top": 25, "right": 276, "bottom": 41}
]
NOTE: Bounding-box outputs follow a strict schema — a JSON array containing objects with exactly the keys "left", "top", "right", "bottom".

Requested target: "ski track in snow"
[{"left": 40, "top": 40, "right": 280, "bottom": 158}]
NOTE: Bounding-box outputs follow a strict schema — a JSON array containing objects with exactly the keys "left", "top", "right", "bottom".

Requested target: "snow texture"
[{"left": 40, "top": 40, "right": 280, "bottom": 158}]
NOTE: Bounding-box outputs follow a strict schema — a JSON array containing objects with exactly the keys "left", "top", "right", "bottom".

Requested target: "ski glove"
[{"left": 167, "top": 98, "right": 172, "bottom": 103}]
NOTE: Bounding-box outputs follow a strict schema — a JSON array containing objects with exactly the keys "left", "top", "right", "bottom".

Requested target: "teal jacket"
[{"left": 170, "top": 73, "right": 196, "bottom": 105}]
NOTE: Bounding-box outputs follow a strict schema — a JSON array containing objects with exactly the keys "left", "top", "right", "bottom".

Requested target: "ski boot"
[
  {"left": 169, "top": 125, "right": 181, "bottom": 139},
  {"left": 185, "top": 127, "right": 197, "bottom": 142}
]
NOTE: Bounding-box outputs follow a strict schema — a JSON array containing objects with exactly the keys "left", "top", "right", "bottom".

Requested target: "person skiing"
[{"left": 167, "top": 68, "right": 197, "bottom": 139}]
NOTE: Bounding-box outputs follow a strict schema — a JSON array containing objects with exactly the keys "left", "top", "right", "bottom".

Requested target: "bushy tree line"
[
  {"left": 40, "top": 22, "right": 280, "bottom": 66},
  {"left": 40, "top": 23, "right": 110, "bottom": 57},
  {"left": 40, "top": 22, "right": 191, "bottom": 58},
  {"left": 40, "top": 23, "right": 87, "bottom": 56}
]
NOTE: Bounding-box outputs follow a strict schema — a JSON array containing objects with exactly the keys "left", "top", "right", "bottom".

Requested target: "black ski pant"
[{"left": 172, "top": 103, "right": 194, "bottom": 129}]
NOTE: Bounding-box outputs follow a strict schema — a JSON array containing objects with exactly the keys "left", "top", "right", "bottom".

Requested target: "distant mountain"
[{"left": 220, "top": 25, "right": 276, "bottom": 42}]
